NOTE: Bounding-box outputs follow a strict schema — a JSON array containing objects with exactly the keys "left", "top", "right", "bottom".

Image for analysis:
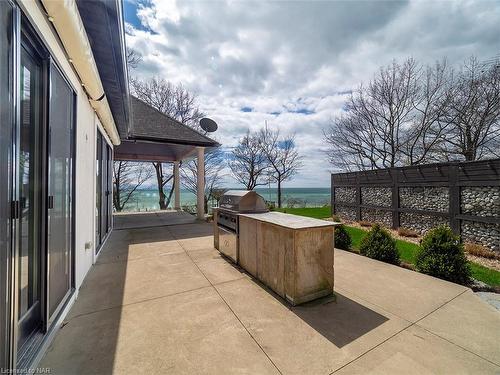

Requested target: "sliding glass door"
[
  {"left": 17, "top": 39, "right": 43, "bottom": 351},
  {"left": 47, "top": 64, "right": 73, "bottom": 319},
  {"left": 95, "top": 132, "right": 113, "bottom": 253},
  {"left": 1, "top": 14, "right": 76, "bottom": 364},
  {"left": 17, "top": 30, "right": 75, "bottom": 356},
  {"left": 96, "top": 132, "right": 102, "bottom": 250},
  {"left": 107, "top": 146, "right": 113, "bottom": 233},
  {"left": 0, "top": 4, "right": 76, "bottom": 366},
  {"left": 100, "top": 137, "right": 108, "bottom": 243},
  {"left": 107, "top": 146, "right": 113, "bottom": 232}
]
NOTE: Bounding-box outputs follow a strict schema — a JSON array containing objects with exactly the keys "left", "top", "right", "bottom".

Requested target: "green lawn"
[
  {"left": 469, "top": 263, "right": 500, "bottom": 287},
  {"left": 275, "top": 206, "right": 500, "bottom": 287},
  {"left": 344, "top": 226, "right": 365, "bottom": 250}
]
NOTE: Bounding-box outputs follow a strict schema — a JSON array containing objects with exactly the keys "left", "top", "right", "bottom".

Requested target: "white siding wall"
[{"left": 19, "top": 1, "right": 115, "bottom": 291}]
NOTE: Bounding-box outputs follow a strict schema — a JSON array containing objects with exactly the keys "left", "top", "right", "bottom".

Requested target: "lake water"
[{"left": 120, "top": 187, "right": 331, "bottom": 212}]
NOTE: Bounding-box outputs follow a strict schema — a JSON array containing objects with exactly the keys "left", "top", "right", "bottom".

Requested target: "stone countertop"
[{"left": 239, "top": 211, "right": 340, "bottom": 230}]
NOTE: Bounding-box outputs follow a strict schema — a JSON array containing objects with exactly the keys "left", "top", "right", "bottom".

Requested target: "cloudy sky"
[{"left": 124, "top": 0, "right": 499, "bottom": 188}]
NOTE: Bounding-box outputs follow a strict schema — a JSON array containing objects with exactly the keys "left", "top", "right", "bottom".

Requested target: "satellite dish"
[{"left": 200, "top": 117, "right": 218, "bottom": 133}]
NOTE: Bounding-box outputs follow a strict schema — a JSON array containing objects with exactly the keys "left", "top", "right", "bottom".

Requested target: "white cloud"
[{"left": 125, "top": 0, "right": 500, "bottom": 187}]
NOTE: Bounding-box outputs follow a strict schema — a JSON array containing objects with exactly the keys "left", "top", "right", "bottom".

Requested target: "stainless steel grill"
[
  {"left": 215, "top": 190, "right": 268, "bottom": 262},
  {"left": 219, "top": 190, "right": 268, "bottom": 214},
  {"left": 217, "top": 211, "right": 238, "bottom": 232}
]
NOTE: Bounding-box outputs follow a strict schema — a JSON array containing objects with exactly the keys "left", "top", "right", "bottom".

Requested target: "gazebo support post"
[
  {"left": 197, "top": 147, "right": 205, "bottom": 220},
  {"left": 174, "top": 161, "right": 181, "bottom": 210}
]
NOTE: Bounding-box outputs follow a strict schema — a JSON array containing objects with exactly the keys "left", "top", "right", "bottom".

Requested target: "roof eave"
[
  {"left": 127, "top": 134, "right": 220, "bottom": 148},
  {"left": 77, "top": 0, "right": 130, "bottom": 138}
]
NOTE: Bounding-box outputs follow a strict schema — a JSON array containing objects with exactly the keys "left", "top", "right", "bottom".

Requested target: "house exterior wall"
[
  {"left": 19, "top": 1, "right": 114, "bottom": 292},
  {"left": 0, "top": 1, "right": 120, "bottom": 368}
]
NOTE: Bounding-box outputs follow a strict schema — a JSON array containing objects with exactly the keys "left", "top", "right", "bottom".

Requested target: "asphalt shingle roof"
[{"left": 128, "top": 96, "right": 219, "bottom": 147}]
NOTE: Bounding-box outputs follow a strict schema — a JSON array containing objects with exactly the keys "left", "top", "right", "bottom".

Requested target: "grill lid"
[{"left": 219, "top": 190, "right": 268, "bottom": 213}]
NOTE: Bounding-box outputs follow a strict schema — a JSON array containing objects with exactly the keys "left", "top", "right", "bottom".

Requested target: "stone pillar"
[
  {"left": 197, "top": 147, "right": 205, "bottom": 220},
  {"left": 174, "top": 161, "right": 181, "bottom": 210}
]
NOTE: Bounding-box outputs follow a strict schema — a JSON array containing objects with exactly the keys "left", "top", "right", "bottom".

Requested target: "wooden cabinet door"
[
  {"left": 257, "top": 222, "right": 292, "bottom": 297},
  {"left": 238, "top": 217, "right": 258, "bottom": 276}
]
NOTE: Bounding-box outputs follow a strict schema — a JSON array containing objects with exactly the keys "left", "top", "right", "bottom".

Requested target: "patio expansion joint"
[
  {"left": 65, "top": 284, "right": 213, "bottom": 322},
  {"left": 168, "top": 226, "right": 284, "bottom": 375},
  {"left": 329, "top": 288, "right": 499, "bottom": 373},
  {"left": 414, "top": 324, "right": 500, "bottom": 368},
  {"left": 211, "top": 276, "right": 249, "bottom": 287},
  {"left": 94, "top": 250, "right": 186, "bottom": 266},
  {"left": 334, "top": 284, "right": 469, "bottom": 326}
]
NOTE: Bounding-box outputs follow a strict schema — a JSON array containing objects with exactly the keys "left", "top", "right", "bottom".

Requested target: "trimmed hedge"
[
  {"left": 359, "top": 224, "right": 400, "bottom": 264},
  {"left": 416, "top": 225, "right": 471, "bottom": 285}
]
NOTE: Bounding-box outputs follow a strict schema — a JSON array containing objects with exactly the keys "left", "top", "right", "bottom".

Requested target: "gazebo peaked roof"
[
  {"left": 114, "top": 96, "right": 220, "bottom": 162},
  {"left": 129, "top": 96, "right": 219, "bottom": 147}
]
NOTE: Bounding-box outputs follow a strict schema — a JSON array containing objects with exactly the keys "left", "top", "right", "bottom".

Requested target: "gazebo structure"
[{"left": 115, "top": 96, "right": 220, "bottom": 219}]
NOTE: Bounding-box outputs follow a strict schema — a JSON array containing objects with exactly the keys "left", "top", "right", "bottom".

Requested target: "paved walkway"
[{"left": 41, "top": 222, "right": 500, "bottom": 374}]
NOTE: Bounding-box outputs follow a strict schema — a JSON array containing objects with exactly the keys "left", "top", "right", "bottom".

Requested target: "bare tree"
[
  {"left": 401, "top": 59, "right": 452, "bottom": 164},
  {"left": 260, "top": 125, "right": 302, "bottom": 208},
  {"left": 181, "top": 149, "right": 225, "bottom": 214},
  {"left": 112, "top": 49, "right": 149, "bottom": 212},
  {"left": 113, "top": 161, "right": 153, "bottom": 212},
  {"left": 152, "top": 162, "right": 177, "bottom": 210},
  {"left": 325, "top": 56, "right": 500, "bottom": 171},
  {"left": 324, "top": 58, "right": 458, "bottom": 170},
  {"left": 127, "top": 48, "right": 143, "bottom": 71},
  {"left": 211, "top": 188, "right": 228, "bottom": 206},
  {"left": 130, "top": 77, "right": 204, "bottom": 128},
  {"left": 325, "top": 59, "right": 422, "bottom": 170},
  {"left": 130, "top": 77, "right": 205, "bottom": 210},
  {"left": 441, "top": 57, "right": 500, "bottom": 161},
  {"left": 228, "top": 130, "right": 269, "bottom": 190}
]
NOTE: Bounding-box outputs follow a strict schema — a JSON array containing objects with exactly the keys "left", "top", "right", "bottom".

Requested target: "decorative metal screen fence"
[{"left": 331, "top": 159, "right": 500, "bottom": 252}]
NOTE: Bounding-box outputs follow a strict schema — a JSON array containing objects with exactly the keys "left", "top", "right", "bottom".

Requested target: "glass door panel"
[
  {"left": 96, "top": 133, "right": 102, "bottom": 251},
  {"left": 95, "top": 132, "right": 112, "bottom": 253},
  {"left": 100, "top": 137, "right": 108, "bottom": 241},
  {"left": 107, "top": 146, "right": 113, "bottom": 232},
  {"left": 47, "top": 64, "right": 73, "bottom": 318},
  {"left": 17, "top": 45, "right": 42, "bottom": 349}
]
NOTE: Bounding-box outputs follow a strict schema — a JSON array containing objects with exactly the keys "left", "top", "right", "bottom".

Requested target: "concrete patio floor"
[{"left": 40, "top": 220, "right": 500, "bottom": 374}]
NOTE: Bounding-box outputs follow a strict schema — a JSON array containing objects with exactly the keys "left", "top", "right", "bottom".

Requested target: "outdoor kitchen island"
[{"left": 237, "top": 211, "right": 338, "bottom": 305}]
